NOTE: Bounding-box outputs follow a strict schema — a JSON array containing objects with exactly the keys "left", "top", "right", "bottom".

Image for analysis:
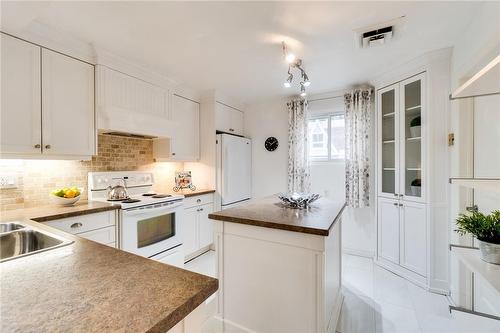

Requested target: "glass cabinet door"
[
  {"left": 378, "top": 84, "right": 399, "bottom": 197},
  {"left": 400, "top": 74, "right": 424, "bottom": 201}
]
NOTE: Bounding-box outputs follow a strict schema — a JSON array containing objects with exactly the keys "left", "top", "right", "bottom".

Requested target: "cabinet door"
[
  {"left": 198, "top": 203, "right": 214, "bottom": 249},
  {"left": 400, "top": 74, "right": 425, "bottom": 202},
  {"left": 378, "top": 83, "right": 400, "bottom": 199},
  {"left": 230, "top": 109, "right": 244, "bottom": 135},
  {"left": 41, "top": 49, "right": 95, "bottom": 156},
  {"left": 171, "top": 95, "right": 200, "bottom": 161},
  {"left": 378, "top": 197, "right": 400, "bottom": 264},
  {"left": 400, "top": 201, "right": 426, "bottom": 276},
  {"left": 215, "top": 102, "right": 232, "bottom": 133},
  {"left": 0, "top": 34, "right": 42, "bottom": 154},
  {"left": 183, "top": 207, "right": 199, "bottom": 258}
]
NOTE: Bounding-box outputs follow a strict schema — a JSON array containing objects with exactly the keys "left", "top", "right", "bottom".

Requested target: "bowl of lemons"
[{"left": 50, "top": 187, "right": 82, "bottom": 206}]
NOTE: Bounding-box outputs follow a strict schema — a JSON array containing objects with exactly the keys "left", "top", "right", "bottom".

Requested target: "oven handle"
[{"left": 122, "top": 201, "right": 183, "bottom": 216}]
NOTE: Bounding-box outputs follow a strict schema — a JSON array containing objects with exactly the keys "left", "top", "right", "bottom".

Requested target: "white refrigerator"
[{"left": 216, "top": 133, "right": 252, "bottom": 209}]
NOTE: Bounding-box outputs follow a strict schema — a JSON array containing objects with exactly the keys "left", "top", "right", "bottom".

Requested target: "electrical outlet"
[{"left": 0, "top": 174, "right": 18, "bottom": 189}]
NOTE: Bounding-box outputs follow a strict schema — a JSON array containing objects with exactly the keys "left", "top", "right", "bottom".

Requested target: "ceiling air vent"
[
  {"left": 354, "top": 16, "right": 405, "bottom": 49},
  {"left": 361, "top": 26, "right": 393, "bottom": 47}
]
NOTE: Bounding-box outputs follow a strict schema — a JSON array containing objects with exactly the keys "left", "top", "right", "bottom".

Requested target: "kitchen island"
[
  {"left": 0, "top": 215, "right": 218, "bottom": 333},
  {"left": 208, "top": 196, "right": 346, "bottom": 333}
]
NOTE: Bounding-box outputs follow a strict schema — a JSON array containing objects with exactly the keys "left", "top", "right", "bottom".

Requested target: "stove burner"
[
  {"left": 142, "top": 193, "right": 157, "bottom": 196},
  {"left": 152, "top": 194, "right": 172, "bottom": 198},
  {"left": 121, "top": 198, "right": 141, "bottom": 203},
  {"left": 107, "top": 197, "right": 130, "bottom": 202}
]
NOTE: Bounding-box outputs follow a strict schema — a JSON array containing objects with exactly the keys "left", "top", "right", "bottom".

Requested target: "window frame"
[{"left": 308, "top": 111, "right": 345, "bottom": 163}]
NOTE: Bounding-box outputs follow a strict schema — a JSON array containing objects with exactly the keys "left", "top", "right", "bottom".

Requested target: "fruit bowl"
[{"left": 50, "top": 187, "right": 82, "bottom": 206}]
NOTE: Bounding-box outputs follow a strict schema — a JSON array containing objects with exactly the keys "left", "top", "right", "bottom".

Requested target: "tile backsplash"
[{"left": 0, "top": 135, "right": 183, "bottom": 210}]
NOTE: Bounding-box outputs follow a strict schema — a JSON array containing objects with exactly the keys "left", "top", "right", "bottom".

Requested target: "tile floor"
[{"left": 184, "top": 251, "right": 500, "bottom": 333}]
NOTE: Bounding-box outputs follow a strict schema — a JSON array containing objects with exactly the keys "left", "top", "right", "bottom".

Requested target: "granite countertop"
[
  {"left": 208, "top": 196, "right": 346, "bottom": 236},
  {"left": 0, "top": 218, "right": 218, "bottom": 333},
  {"left": 0, "top": 200, "right": 120, "bottom": 222},
  {"left": 170, "top": 189, "right": 215, "bottom": 198}
]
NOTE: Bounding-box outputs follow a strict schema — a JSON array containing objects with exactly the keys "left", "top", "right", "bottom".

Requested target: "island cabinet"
[{"left": 209, "top": 197, "right": 345, "bottom": 333}]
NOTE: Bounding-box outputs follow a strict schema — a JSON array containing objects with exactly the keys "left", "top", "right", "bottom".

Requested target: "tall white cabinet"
[
  {"left": 377, "top": 73, "right": 429, "bottom": 285},
  {"left": 375, "top": 49, "right": 451, "bottom": 294}
]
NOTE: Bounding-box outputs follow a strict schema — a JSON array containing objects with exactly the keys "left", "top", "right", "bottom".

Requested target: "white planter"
[
  {"left": 410, "top": 126, "right": 421, "bottom": 138},
  {"left": 410, "top": 185, "right": 421, "bottom": 197},
  {"left": 478, "top": 240, "right": 500, "bottom": 265}
]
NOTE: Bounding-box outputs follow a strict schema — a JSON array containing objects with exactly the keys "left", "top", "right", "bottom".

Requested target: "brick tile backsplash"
[{"left": 0, "top": 135, "right": 183, "bottom": 210}]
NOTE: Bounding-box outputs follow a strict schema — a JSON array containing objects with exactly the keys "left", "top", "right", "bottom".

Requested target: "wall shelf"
[
  {"left": 406, "top": 136, "right": 421, "bottom": 141},
  {"left": 450, "top": 245, "right": 500, "bottom": 295},
  {"left": 449, "top": 177, "right": 500, "bottom": 194},
  {"left": 450, "top": 54, "right": 500, "bottom": 100},
  {"left": 383, "top": 167, "right": 395, "bottom": 171},
  {"left": 382, "top": 112, "right": 395, "bottom": 118},
  {"left": 406, "top": 105, "right": 421, "bottom": 111},
  {"left": 383, "top": 139, "right": 395, "bottom": 144},
  {"left": 407, "top": 167, "right": 421, "bottom": 171}
]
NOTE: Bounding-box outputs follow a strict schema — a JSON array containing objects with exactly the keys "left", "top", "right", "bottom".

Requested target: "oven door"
[{"left": 121, "top": 201, "right": 183, "bottom": 258}]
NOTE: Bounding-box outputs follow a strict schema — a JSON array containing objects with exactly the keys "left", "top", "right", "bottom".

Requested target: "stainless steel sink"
[
  {"left": 0, "top": 224, "right": 73, "bottom": 262},
  {"left": 0, "top": 222, "right": 26, "bottom": 233}
]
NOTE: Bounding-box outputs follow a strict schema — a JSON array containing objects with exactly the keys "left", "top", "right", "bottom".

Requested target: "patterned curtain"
[
  {"left": 344, "top": 88, "right": 373, "bottom": 207},
  {"left": 287, "top": 98, "right": 310, "bottom": 194}
]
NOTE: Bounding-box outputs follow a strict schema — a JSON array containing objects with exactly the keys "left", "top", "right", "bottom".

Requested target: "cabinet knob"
[
  {"left": 399, "top": 194, "right": 404, "bottom": 197},
  {"left": 399, "top": 203, "right": 404, "bottom": 207},
  {"left": 199, "top": 208, "right": 204, "bottom": 212},
  {"left": 196, "top": 199, "right": 201, "bottom": 203},
  {"left": 70, "top": 222, "right": 83, "bottom": 229},
  {"left": 172, "top": 152, "right": 176, "bottom": 156},
  {"left": 45, "top": 144, "right": 51, "bottom": 149},
  {"left": 34, "top": 144, "right": 41, "bottom": 149},
  {"left": 393, "top": 203, "right": 398, "bottom": 206},
  {"left": 393, "top": 193, "right": 398, "bottom": 197},
  {"left": 229, "top": 128, "right": 235, "bottom": 132}
]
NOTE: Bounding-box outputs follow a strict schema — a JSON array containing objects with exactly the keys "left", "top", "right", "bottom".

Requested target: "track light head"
[
  {"left": 300, "top": 83, "right": 307, "bottom": 97},
  {"left": 284, "top": 72, "right": 293, "bottom": 88},
  {"left": 301, "top": 71, "right": 311, "bottom": 87}
]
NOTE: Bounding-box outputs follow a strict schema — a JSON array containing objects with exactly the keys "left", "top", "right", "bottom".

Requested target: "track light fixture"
[{"left": 282, "top": 41, "right": 311, "bottom": 97}]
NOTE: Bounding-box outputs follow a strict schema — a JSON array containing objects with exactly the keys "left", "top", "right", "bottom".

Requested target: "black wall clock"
[{"left": 265, "top": 137, "right": 279, "bottom": 152}]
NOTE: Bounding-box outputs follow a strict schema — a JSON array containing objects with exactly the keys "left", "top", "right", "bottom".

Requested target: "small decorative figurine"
[{"left": 173, "top": 171, "right": 196, "bottom": 192}]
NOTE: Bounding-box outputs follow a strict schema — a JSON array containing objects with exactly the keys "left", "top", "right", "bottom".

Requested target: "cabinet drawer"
[
  {"left": 78, "top": 226, "right": 116, "bottom": 245},
  {"left": 44, "top": 211, "right": 115, "bottom": 234},
  {"left": 183, "top": 194, "right": 214, "bottom": 208}
]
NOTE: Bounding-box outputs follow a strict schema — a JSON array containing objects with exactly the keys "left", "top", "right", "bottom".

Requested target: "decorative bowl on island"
[
  {"left": 50, "top": 187, "right": 82, "bottom": 206},
  {"left": 277, "top": 193, "right": 320, "bottom": 209}
]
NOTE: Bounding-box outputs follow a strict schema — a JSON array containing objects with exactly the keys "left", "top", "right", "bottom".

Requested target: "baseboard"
[{"left": 342, "top": 247, "right": 375, "bottom": 259}]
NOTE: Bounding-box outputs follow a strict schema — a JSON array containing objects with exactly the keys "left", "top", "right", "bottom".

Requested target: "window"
[{"left": 308, "top": 113, "right": 345, "bottom": 161}]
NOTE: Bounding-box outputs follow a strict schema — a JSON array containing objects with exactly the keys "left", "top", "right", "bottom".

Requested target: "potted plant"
[
  {"left": 410, "top": 178, "right": 421, "bottom": 196},
  {"left": 409, "top": 116, "right": 421, "bottom": 137},
  {"left": 455, "top": 210, "right": 500, "bottom": 264}
]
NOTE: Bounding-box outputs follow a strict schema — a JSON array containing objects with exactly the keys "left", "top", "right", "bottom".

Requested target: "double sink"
[{"left": 0, "top": 222, "right": 73, "bottom": 262}]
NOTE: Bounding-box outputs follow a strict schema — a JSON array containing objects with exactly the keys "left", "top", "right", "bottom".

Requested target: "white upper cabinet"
[
  {"left": 215, "top": 101, "right": 244, "bottom": 136},
  {"left": 0, "top": 33, "right": 95, "bottom": 159},
  {"left": 170, "top": 95, "right": 200, "bottom": 161},
  {"left": 0, "top": 33, "right": 41, "bottom": 155},
  {"left": 41, "top": 49, "right": 95, "bottom": 156}
]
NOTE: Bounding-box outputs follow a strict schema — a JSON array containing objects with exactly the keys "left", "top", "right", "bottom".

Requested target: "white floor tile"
[{"left": 184, "top": 250, "right": 217, "bottom": 278}]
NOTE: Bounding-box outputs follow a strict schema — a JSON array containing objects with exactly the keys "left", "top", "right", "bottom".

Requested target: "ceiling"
[{"left": 1, "top": 1, "right": 481, "bottom": 103}]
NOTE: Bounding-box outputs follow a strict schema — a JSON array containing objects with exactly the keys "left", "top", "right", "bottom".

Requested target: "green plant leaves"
[{"left": 455, "top": 210, "right": 500, "bottom": 244}]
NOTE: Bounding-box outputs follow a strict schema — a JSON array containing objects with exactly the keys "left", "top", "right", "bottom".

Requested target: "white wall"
[{"left": 244, "top": 97, "right": 289, "bottom": 198}]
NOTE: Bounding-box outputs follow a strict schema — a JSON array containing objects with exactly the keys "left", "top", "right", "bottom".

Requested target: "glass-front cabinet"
[{"left": 378, "top": 73, "right": 425, "bottom": 202}]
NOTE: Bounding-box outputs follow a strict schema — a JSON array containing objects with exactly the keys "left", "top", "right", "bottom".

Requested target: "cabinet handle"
[
  {"left": 172, "top": 152, "right": 176, "bottom": 156},
  {"left": 199, "top": 208, "right": 204, "bottom": 212},
  {"left": 34, "top": 144, "right": 41, "bottom": 149},
  {"left": 196, "top": 199, "right": 201, "bottom": 203},
  {"left": 399, "top": 203, "right": 404, "bottom": 207},
  {"left": 393, "top": 203, "right": 398, "bottom": 206},
  {"left": 70, "top": 222, "right": 83, "bottom": 229},
  {"left": 393, "top": 193, "right": 398, "bottom": 197},
  {"left": 229, "top": 128, "right": 234, "bottom": 132},
  {"left": 399, "top": 194, "right": 404, "bottom": 197},
  {"left": 45, "top": 144, "right": 51, "bottom": 149}
]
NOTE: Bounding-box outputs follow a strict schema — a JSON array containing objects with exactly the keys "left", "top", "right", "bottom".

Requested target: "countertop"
[
  {"left": 208, "top": 195, "right": 346, "bottom": 236},
  {"left": 171, "top": 189, "right": 215, "bottom": 198},
  {"left": 0, "top": 218, "right": 218, "bottom": 333},
  {"left": 0, "top": 200, "right": 119, "bottom": 222}
]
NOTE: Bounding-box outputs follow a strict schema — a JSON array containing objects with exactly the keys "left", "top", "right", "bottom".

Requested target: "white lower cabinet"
[
  {"left": 378, "top": 197, "right": 427, "bottom": 279},
  {"left": 183, "top": 195, "right": 214, "bottom": 262},
  {"left": 378, "top": 198, "right": 400, "bottom": 265},
  {"left": 400, "top": 201, "right": 427, "bottom": 276},
  {"left": 44, "top": 210, "right": 117, "bottom": 247}
]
